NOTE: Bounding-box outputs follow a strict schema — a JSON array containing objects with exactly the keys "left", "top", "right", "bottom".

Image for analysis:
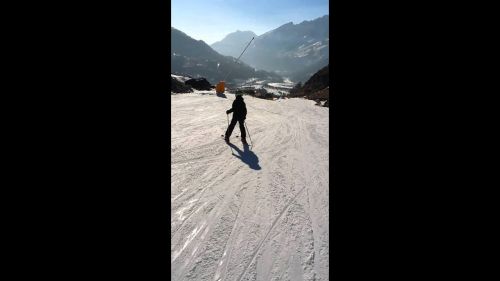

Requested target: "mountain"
[
  {"left": 289, "top": 64, "right": 329, "bottom": 102},
  {"left": 171, "top": 27, "right": 281, "bottom": 85},
  {"left": 210, "top": 30, "right": 257, "bottom": 59},
  {"left": 211, "top": 15, "right": 329, "bottom": 84}
]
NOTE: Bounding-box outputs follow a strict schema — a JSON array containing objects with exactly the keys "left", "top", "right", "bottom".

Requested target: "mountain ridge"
[
  {"left": 211, "top": 15, "right": 329, "bottom": 83},
  {"left": 171, "top": 27, "right": 281, "bottom": 85},
  {"left": 211, "top": 30, "right": 257, "bottom": 59}
]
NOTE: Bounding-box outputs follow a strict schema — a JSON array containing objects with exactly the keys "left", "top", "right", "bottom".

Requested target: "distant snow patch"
[{"left": 171, "top": 74, "right": 191, "bottom": 83}]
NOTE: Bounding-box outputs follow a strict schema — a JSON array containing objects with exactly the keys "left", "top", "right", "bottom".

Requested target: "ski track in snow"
[{"left": 171, "top": 91, "right": 329, "bottom": 281}]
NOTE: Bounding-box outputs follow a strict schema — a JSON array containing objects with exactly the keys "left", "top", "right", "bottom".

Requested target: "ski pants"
[{"left": 226, "top": 117, "right": 246, "bottom": 139}]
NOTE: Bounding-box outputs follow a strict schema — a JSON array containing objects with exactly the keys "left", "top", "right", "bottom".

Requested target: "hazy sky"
[{"left": 172, "top": 0, "right": 329, "bottom": 45}]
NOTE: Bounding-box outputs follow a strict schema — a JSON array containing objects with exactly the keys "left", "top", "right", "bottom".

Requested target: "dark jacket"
[{"left": 227, "top": 95, "right": 247, "bottom": 120}]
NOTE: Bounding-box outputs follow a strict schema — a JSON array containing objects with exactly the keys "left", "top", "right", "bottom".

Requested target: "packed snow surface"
[{"left": 171, "top": 91, "right": 329, "bottom": 281}]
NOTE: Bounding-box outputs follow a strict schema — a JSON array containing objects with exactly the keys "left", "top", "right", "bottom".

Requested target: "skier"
[{"left": 225, "top": 95, "right": 247, "bottom": 144}]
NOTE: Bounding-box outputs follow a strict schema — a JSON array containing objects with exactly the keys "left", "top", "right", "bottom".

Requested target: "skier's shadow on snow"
[
  {"left": 216, "top": 93, "right": 227, "bottom": 98},
  {"left": 228, "top": 143, "right": 261, "bottom": 170}
]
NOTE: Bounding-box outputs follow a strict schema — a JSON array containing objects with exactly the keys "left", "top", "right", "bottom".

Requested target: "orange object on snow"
[{"left": 216, "top": 81, "right": 225, "bottom": 94}]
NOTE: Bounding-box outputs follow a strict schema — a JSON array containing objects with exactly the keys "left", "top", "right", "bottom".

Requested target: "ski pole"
[{"left": 244, "top": 121, "right": 253, "bottom": 147}]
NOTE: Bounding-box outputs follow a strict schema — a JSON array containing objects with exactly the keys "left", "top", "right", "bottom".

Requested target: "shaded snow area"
[{"left": 171, "top": 92, "right": 329, "bottom": 281}]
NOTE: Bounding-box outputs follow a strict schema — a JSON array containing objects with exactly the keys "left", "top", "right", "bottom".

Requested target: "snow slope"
[{"left": 171, "top": 91, "right": 329, "bottom": 281}]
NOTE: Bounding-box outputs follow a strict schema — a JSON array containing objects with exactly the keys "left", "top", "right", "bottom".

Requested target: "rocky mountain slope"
[
  {"left": 289, "top": 65, "right": 330, "bottom": 103},
  {"left": 211, "top": 15, "right": 329, "bottom": 84},
  {"left": 171, "top": 27, "right": 281, "bottom": 85}
]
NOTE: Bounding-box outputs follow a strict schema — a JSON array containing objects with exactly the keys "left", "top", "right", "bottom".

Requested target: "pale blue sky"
[{"left": 172, "top": 0, "right": 329, "bottom": 44}]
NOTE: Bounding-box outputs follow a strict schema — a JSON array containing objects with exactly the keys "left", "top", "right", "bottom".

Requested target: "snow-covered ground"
[{"left": 171, "top": 91, "right": 329, "bottom": 281}]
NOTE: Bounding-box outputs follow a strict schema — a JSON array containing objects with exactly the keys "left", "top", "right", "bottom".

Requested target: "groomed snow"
[{"left": 171, "top": 91, "right": 329, "bottom": 281}]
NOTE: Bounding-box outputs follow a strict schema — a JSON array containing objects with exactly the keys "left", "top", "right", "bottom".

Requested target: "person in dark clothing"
[{"left": 225, "top": 95, "right": 247, "bottom": 143}]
